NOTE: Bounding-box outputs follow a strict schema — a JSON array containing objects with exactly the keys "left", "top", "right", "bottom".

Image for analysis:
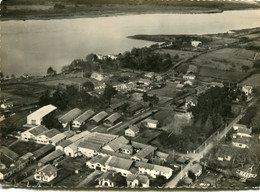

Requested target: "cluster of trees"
[
  {"left": 39, "top": 84, "right": 117, "bottom": 110},
  {"left": 253, "top": 60, "right": 260, "bottom": 69},
  {"left": 119, "top": 47, "right": 172, "bottom": 72}
]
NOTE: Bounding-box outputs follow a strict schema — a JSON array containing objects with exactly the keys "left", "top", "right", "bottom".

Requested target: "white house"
[
  {"left": 185, "top": 95, "right": 198, "bottom": 108},
  {"left": 72, "top": 109, "right": 95, "bottom": 128},
  {"left": 191, "top": 40, "right": 202, "bottom": 47},
  {"left": 34, "top": 164, "right": 58, "bottom": 183},
  {"left": 242, "top": 85, "right": 253, "bottom": 96},
  {"left": 35, "top": 129, "right": 60, "bottom": 145},
  {"left": 27, "top": 104, "right": 57, "bottom": 126},
  {"left": 107, "top": 54, "right": 118, "bottom": 60},
  {"left": 183, "top": 74, "right": 196, "bottom": 80},
  {"left": 127, "top": 174, "right": 150, "bottom": 188},
  {"left": 232, "top": 137, "right": 249, "bottom": 148},
  {"left": 0, "top": 114, "right": 5, "bottom": 122},
  {"left": 142, "top": 119, "right": 159, "bottom": 129},
  {"left": 105, "top": 156, "right": 133, "bottom": 177},
  {"left": 21, "top": 125, "right": 48, "bottom": 142},
  {"left": 64, "top": 139, "right": 83, "bottom": 157},
  {"left": 125, "top": 125, "right": 139, "bottom": 137}
]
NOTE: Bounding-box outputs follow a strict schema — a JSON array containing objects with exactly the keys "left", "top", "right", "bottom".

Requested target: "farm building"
[
  {"left": 97, "top": 171, "right": 125, "bottom": 187},
  {"left": 103, "top": 112, "right": 122, "bottom": 126},
  {"left": 35, "top": 129, "right": 60, "bottom": 144},
  {"left": 131, "top": 145, "right": 157, "bottom": 162},
  {"left": 127, "top": 173, "right": 150, "bottom": 188},
  {"left": 91, "top": 72, "right": 104, "bottom": 81},
  {"left": 103, "top": 136, "right": 129, "bottom": 152},
  {"left": 34, "top": 164, "right": 58, "bottom": 183},
  {"left": 72, "top": 109, "right": 95, "bottom": 128},
  {"left": 21, "top": 125, "right": 48, "bottom": 142},
  {"left": 89, "top": 111, "right": 108, "bottom": 125},
  {"left": 125, "top": 125, "right": 140, "bottom": 137},
  {"left": 49, "top": 130, "right": 74, "bottom": 146},
  {"left": 58, "top": 108, "right": 82, "bottom": 128},
  {"left": 142, "top": 119, "right": 159, "bottom": 129},
  {"left": 32, "top": 144, "right": 55, "bottom": 160},
  {"left": 27, "top": 104, "right": 57, "bottom": 126}
]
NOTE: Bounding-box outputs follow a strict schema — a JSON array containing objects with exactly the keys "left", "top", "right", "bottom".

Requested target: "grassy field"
[
  {"left": 155, "top": 49, "right": 197, "bottom": 61},
  {"left": 148, "top": 81, "right": 179, "bottom": 98},
  {"left": 38, "top": 77, "right": 88, "bottom": 87},
  {"left": 241, "top": 73, "right": 260, "bottom": 87}
]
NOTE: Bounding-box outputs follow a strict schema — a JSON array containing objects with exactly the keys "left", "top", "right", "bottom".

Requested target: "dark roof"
[
  {"left": 110, "top": 102, "right": 125, "bottom": 110},
  {"left": 98, "top": 171, "right": 125, "bottom": 185},
  {"left": 88, "top": 155, "right": 110, "bottom": 166},
  {"left": 232, "top": 137, "right": 249, "bottom": 144},
  {"left": 133, "top": 145, "right": 157, "bottom": 159},
  {"left": 19, "top": 152, "right": 34, "bottom": 161},
  {"left": 28, "top": 125, "right": 48, "bottom": 136},
  {"left": 33, "top": 145, "right": 55, "bottom": 159},
  {"left": 104, "top": 136, "right": 128, "bottom": 151},
  {"left": 74, "top": 110, "right": 95, "bottom": 124},
  {"left": 237, "top": 127, "right": 252, "bottom": 135},
  {"left": 57, "top": 140, "right": 72, "bottom": 148},
  {"left": 106, "top": 156, "right": 133, "bottom": 170},
  {"left": 39, "top": 150, "right": 64, "bottom": 165},
  {"left": 104, "top": 112, "right": 122, "bottom": 123},
  {"left": 59, "top": 108, "right": 82, "bottom": 124},
  {"left": 0, "top": 146, "right": 19, "bottom": 161},
  {"left": 90, "top": 111, "right": 108, "bottom": 123},
  {"left": 99, "top": 149, "right": 132, "bottom": 159},
  {"left": 40, "top": 129, "right": 60, "bottom": 138},
  {"left": 78, "top": 140, "right": 102, "bottom": 151},
  {"left": 128, "top": 103, "right": 142, "bottom": 113}
]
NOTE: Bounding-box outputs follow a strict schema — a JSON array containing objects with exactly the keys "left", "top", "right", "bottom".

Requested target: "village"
[{"left": 0, "top": 27, "right": 260, "bottom": 188}]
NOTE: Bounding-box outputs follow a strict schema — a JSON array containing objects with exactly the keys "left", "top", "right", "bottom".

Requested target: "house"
[
  {"left": 103, "top": 112, "right": 122, "bottom": 126},
  {"left": 144, "top": 72, "right": 155, "bottom": 79},
  {"left": 210, "top": 82, "right": 224, "bottom": 88},
  {"left": 0, "top": 113, "right": 5, "bottom": 122},
  {"left": 187, "top": 65, "right": 198, "bottom": 74},
  {"left": 131, "top": 145, "right": 157, "bottom": 162},
  {"left": 191, "top": 40, "right": 202, "bottom": 47},
  {"left": 137, "top": 79, "right": 151, "bottom": 86},
  {"left": 216, "top": 145, "right": 234, "bottom": 161},
  {"left": 120, "top": 145, "right": 133, "bottom": 155},
  {"left": 27, "top": 104, "right": 57, "bottom": 126},
  {"left": 135, "top": 161, "right": 172, "bottom": 179},
  {"left": 105, "top": 156, "right": 134, "bottom": 177},
  {"left": 103, "top": 136, "right": 129, "bottom": 152},
  {"left": 89, "top": 111, "right": 108, "bottom": 125},
  {"left": 72, "top": 109, "right": 95, "bottom": 128},
  {"left": 97, "top": 171, "right": 125, "bottom": 187},
  {"left": 21, "top": 125, "right": 48, "bottom": 142},
  {"left": 107, "top": 54, "right": 118, "bottom": 60},
  {"left": 184, "top": 80, "right": 193, "bottom": 86},
  {"left": 0, "top": 101, "right": 13, "bottom": 109},
  {"left": 232, "top": 137, "right": 249, "bottom": 148},
  {"left": 109, "top": 102, "right": 125, "bottom": 112},
  {"left": 49, "top": 130, "right": 74, "bottom": 146},
  {"left": 91, "top": 72, "right": 104, "bottom": 81},
  {"left": 236, "top": 126, "right": 252, "bottom": 138},
  {"left": 38, "top": 150, "right": 65, "bottom": 167},
  {"left": 125, "top": 125, "right": 140, "bottom": 137},
  {"left": 142, "top": 118, "right": 159, "bottom": 129},
  {"left": 35, "top": 129, "right": 60, "bottom": 144},
  {"left": 64, "top": 139, "right": 83, "bottom": 157},
  {"left": 242, "top": 85, "right": 253, "bottom": 96},
  {"left": 32, "top": 145, "right": 55, "bottom": 160},
  {"left": 176, "top": 83, "right": 184, "bottom": 89},
  {"left": 183, "top": 74, "right": 196, "bottom": 80},
  {"left": 58, "top": 108, "right": 82, "bottom": 128},
  {"left": 185, "top": 95, "right": 198, "bottom": 108},
  {"left": 127, "top": 173, "right": 150, "bottom": 188},
  {"left": 34, "top": 164, "right": 58, "bottom": 183},
  {"left": 78, "top": 132, "right": 118, "bottom": 158},
  {"left": 0, "top": 146, "right": 19, "bottom": 163},
  {"left": 189, "top": 163, "right": 203, "bottom": 177}
]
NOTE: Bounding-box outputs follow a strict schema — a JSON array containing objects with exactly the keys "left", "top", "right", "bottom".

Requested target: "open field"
[
  {"left": 148, "top": 81, "right": 179, "bottom": 98},
  {"left": 155, "top": 49, "right": 197, "bottom": 61},
  {"left": 241, "top": 73, "right": 260, "bottom": 87},
  {"left": 38, "top": 77, "right": 88, "bottom": 87}
]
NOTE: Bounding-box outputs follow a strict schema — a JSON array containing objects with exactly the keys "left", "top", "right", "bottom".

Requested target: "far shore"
[{"left": 1, "top": 4, "right": 260, "bottom": 21}]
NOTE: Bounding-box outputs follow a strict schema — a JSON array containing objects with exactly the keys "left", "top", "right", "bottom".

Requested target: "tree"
[
  {"left": 253, "top": 60, "right": 260, "bottom": 69},
  {"left": 0, "top": 72, "right": 4, "bottom": 80},
  {"left": 242, "top": 65, "right": 250, "bottom": 72},
  {"left": 174, "top": 54, "right": 179, "bottom": 60},
  {"left": 103, "top": 85, "right": 117, "bottom": 104},
  {"left": 203, "top": 115, "right": 213, "bottom": 135},
  {"left": 83, "top": 81, "right": 94, "bottom": 91},
  {"left": 11, "top": 74, "right": 15, "bottom": 79},
  {"left": 47, "top": 67, "right": 56, "bottom": 76}
]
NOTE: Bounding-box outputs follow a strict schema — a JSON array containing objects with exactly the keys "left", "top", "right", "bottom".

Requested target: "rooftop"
[
  {"left": 103, "top": 136, "right": 129, "bottom": 151},
  {"left": 28, "top": 125, "right": 49, "bottom": 137},
  {"left": 104, "top": 112, "right": 122, "bottom": 123},
  {"left": 27, "top": 104, "right": 56, "bottom": 119},
  {"left": 39, "top": 149, "right": 64, "bottom": 165},
  {"left": 74, "top": 109, "right": 95, "bottom": 124},
  {"left": 110, "top": 102, "right": 125, "bottom": 110},
  {"left": 39, "top": 128, "right": 60, "bottom": 138},
  {"left": 36, "top": 164, "right": 58, "bottom": 177},
  {"left": 106, "top": 156, "right": 133, "bottom": 170},
  {"left": 90, "top": 111, "right": 108, "bottom": 123},
  {"left": 59, "top": 108, "right": 82, "bottom": 124},
  {"left": 127, "top": 125, "right": 139, "bottom": 133},
  {"left": 0, "top": 146, "right": 19, "bottom": 161},
  {"left": 133, "top": 145, "right": 157, "bottom": 159}
]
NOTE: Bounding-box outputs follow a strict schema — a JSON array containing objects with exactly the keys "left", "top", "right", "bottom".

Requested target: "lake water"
[{"left": 1, "top": 10, "right": 260, "bottom": 76}]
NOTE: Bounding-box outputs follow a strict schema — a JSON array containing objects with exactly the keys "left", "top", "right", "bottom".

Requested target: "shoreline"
[{"left": 1, "top": 6, "right": 260, "bottom": 21}]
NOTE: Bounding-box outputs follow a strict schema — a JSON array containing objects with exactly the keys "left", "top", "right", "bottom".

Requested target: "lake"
[{"left": 1, "top": 10, "right": 260, "bottom": 76}]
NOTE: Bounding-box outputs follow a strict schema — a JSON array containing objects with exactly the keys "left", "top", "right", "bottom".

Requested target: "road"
[{"left": 165, "top": 98, "right": 258, "bottom": 188}]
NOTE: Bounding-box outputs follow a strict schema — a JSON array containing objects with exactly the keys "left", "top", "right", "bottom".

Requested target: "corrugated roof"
[
  {"left": 106, "top": 156, "right": 133, "bottom": 170},
  {"left": 110, "top": 102, "right": 125, "bottom": 110},
  {"left": 99, "top": 149, "right": 132, "bottom": 159},
  {"left": 27, "top": 104, "right": 56, "bottom": 119},
  {"left": 63, "top": 130, "right": 74, "bottom": 138},
  {"left": 74, "top": 110, "right": 95, "bottom": 124},
  {"left": 40, "top": 128, "right": 60, "bottom": 138},
  {"left": 104, "top": 112, "right": 122, "bottom": 124},
  {"left": 57, "top": 140, "right": 72, "bottom": 148},
  {"left": 19, "top": 152, "right": 34, "bottom": 161},
  {"left": 78, "top": 140, "right": 102, "bottom": 151},
  {"left": 128, "top": 125, "right": 139, "bottom": 133},
  {"left": 0, "top": 146, "right": 19, "bottom": 161},
  {"left": 90, "top": 111, "right": 108, "bottom": 123},
  {"left": 104, "top": 136, "right": 128, "bottom": 151},
  {"left": 59, "top": 108, "right": 82, "bottom": 124},
  {"left": 28, "top": 125, "right": 48, "bottom": 136},
  {"left": 68, "top": 130, "right": 91, "bottom": 142},
  {"left": 33, "top": 145, "right": 54, "bottom": 159}
]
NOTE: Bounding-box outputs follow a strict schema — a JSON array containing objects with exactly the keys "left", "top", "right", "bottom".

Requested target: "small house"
[
  {"left": 242, "top": 85, "right": 253, "bottom": 96},
  {"left": 191, "top": 40, "right": 202, "bottom": 47},
  {"left": 103, "top": 136, "right": 129, "bottom": 152},
  {"left": 34, "top": 164, "right": 58, "bottom": 183},
  {"left": 91, "top": 72, "right": 104, "bottom": 81},
  {"left": 127, "top": 173, "right": 150, "bottom": 188},
  {"left": 232, "top": 137, "right": 249, "bottom": 148},
  {"left": 89, "top": 111, "right": 108, "bottom": 125},
  {"left": 189, "top": 163, "right": 203, "bottom": 177},
  {"left": 125, "top": 125, "right": 140, "bottom": 137},
  {"left": 86, "top": 155, "right": 110, "bottom": 172},
  {"left": 0, "top": 101, "right": 13, "bottom": 109},
  {"left": 103, "top": 112, "right": 122, "bottom": 127},
  {"left": 142, "top": 118, "right": 159, "bottom": 129},
  {"left": 105, "top": 156, "right": 133, "bottom": 177},
  {"left": 144, "top": 72, "right": 155, "bottom": 79},
  {"left": 36, "top": 129, "right": 60, "bottom": 144},
  {"left": 183, "top": 74, "right": 196, "bottom": 80},
  {"left": 21, "top": 125, "right": 48, "bottom": 142},
  {"left": 97, "top": 171, "right": 125, "bottom": 187},
  {"left": 72, "top": 109, "right": 95, "bottom": 128}
]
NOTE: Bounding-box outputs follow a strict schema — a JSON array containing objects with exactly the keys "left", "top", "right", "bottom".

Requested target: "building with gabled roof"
[
  {"left": 55, "top": 140, "right": 72, "bottom": 151},
  {"left": 242, "top": 85, "right": 253, "bottom": 96},
  {"left": 86, "top": 155, "right": 110, "bottom": 172},
  {"left": 89, "top": 111, "right": 108, "bottom": 125},
  {"left": 21, "top": 125, "right": 49, "bottom": 142},
  {"left": 59, "top": 108, "right": 82, "bottom": 128},
  {"left": 97, "top": 171, "right": 125, "bottom": 187},
  {"left": 189, "top": 163, "right": 203, "bottom": 177},
  {"left": 34, "top": 164, "right": 58, "bottom": 183},
  {"left": 120, "top": 145, "right": 133, "bottom": 155},
  {"left": 131, "top": 145, "right": 157, "bottom": 162},
  {"left": 98, "top": 149, "right": 132, "bottom": 159},
  {"left": 32, "top": 145, "right": 55, "bottom": 160},
  {"left": 185, "top": 95, "right": 198, "bottom": 108},
  {"left": 0, "top": 146, "right": 19, "bottom": 163},
  {"left": 38, "top": 149, "right": 65, "bottom": 167},
  {"left": 109, "top": 102, "right": 125, "bottom": 112},
  {"left": 68, "top": 130, "right": 91, "bottom": 143},
  {"left": 103, "top": 112, "right": 122, "bottom": 126},
  {"left": 125, "top": 125, "right": 140, "bottom": 137},
  {"left": 72, "top": 109, "right": 95, "bottom": 128},
  {"left": 127, "top": 173, "right": 150, "bottom": 188},
  {"left": 102, "top": 136, "right": 129, "bottom": 152},
  {"left": 232, "top": 137, "right": 250, "bottom": 148},
  {"left": 126, "top": 103, "right": 143, "bottom": 116},
  {"left": 27, "top": 104, "right": 56, "bottom": 126},
  {"left": 142, "top": 118, "right": 159, "bottom": 129},
  {"left": 36, "top": 129, "right": 60, "bottom": 144},
  {"left": 105, "top": 156, "right": 134, "bottom": 177}
]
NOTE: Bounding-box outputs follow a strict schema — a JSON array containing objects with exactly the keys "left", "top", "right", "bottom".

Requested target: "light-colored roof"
[
  {"left": 50, "top": 133, "right": 66, "bottom": 144},
  {"left": 127, "top": 125, "right": 139, "bottom": 133},
  {"left": 104, "top": 112, "right": 122, "bottom": 123},
  {"left": 39, "top": 128, "right": 60, "bottom": 138},
  {"left": 237, "top": 127, "right": 252, "bottom": 135},
  {"left": 68, "top": 130, "right": 91, "bottom": 142},
  {"left": 143, "top": 118, "right": 159, "bottom": 125},
  {"left": 82, "top": 132, "right": 118, "bottom": 148},
  {"left": 57, "top": 140, "right": 72, "bottom": 149},
  {"left": 27, "top": 104, "right": 56, "bottom": 119},
  {"left": 104, "top": 136, "right": 129, "bottom": 151},
  {"left": 190, "top": 163, "right": 202, "bottom": 174},
  {"left": 37, "top": 164, "right": 58, "bottom": 177},
  {"left": 63, "top": 130, "right": 74, "bottom": 138},
  {"left": 90, "top": 111, "right": 108, "bottom": 123},
  {"left": 65, "top": 139, "right": 83, "bottom": 151},
  {"left": 19, "top": 152, "right": 34, "bottom": 161},
  {"left": 28, "top": 125, "right": 48, "bottom": 136},
  {"left": 74, "top": 110, "right": 95, "bottom": 124},
  {"left": 110, "top": 102, "right": 125, "bottom": 110},
  {"left": 59, "top": 108, "right": 82, "bottom": 124},
  {"left": 135, "top": 161, "right": 172, "bottom": 173},
  {"left": 106, "top": 156, "right": 133, "bottom": 170},
  {"left": 88, "top": 155, "right": 110, "bottom": 165},
  {"left": 99, "top": 149, "right": 132, "bottom": 159}
]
